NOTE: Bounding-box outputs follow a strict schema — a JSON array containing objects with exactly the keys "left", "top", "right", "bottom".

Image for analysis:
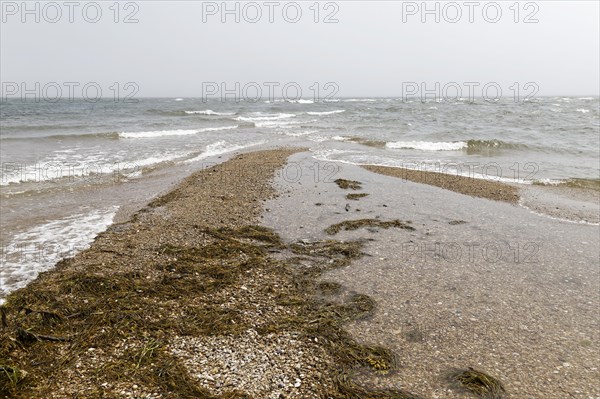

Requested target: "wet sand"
[
  {"left": 264, "top": 151, "right": 600, "bottom": 398},
  {"left": 519, "top": 184, "right": 600, "bottom": 225},
  {"left": 363, "top": 164, "right": 599, "bottom": 224},
  {"left": 363, "top": 165, "right": 520, "bottom": 203}
]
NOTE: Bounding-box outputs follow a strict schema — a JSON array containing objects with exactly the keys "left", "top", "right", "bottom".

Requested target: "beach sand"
[
  {"left": 264, "top": 151, "right": 599, "bottom": 398},
  {"left": 362, "top": 165, "right": 520, "bottom": 204},
  {"left": 1, "top": 148, "right": 598, "bottom": 398}
]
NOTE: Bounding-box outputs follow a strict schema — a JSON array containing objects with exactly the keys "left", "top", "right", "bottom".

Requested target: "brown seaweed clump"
[
  {"left": 448, "top": 220, "right": 467, "bottom": 225},
  {"left": 325, "top": 218, "right": 415, "bottom": 235},
  {"left": 334, "top": 179, "right": 362, "bottom": 190},
  {"left": 0, "top": 365, "right": 27, "bottom": 393},
  {"left": 346, "top": 193, "right": 369, "bottom": 201},
  {"left": 318, "top": 281, "right": 343, "bottom": 295},
  {"left": 448, "top": 367, "right": 506, "bottom": 399}
]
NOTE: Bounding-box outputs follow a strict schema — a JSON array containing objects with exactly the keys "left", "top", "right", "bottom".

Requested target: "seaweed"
[
  {"left": 325, "top": 218, "right": 415, "bottom": 235},
  {"left": 0, "top": 365, "right": 27, "bottom": 394},
  {"left": 346, "top": 193, "right": 369, "bottom": 201},
  {"left": 318, "top": 281, "right": 343, "bottom": 295},
  {"left": 290, "top": 240, "right": 364, "bottom": 260},
  {"left": 448, "top": 220, "right": 467, "bottom": 225},
  {"left": 335, "top": 179, "right": 362, "bottom": 190},
  {"left": 0, "top": 223, "right": 414, "bottom": 398},
  {"left": 447, "top": 367, "right": 506, "bottom": 399}
]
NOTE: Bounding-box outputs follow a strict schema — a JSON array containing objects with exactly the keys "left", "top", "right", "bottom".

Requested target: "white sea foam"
[
  {"left": 185, "top": 110, "right": 235, "bottom": 116},
  {"left": 576, "top": 109, "right": 590, "bottom": 113},
  {"left": 331, "top": 136, "right": 347, "bottom": 141},
  {"left": 386, "top": 141, "right": 466, "bottom": 151},
  {"left": 518, "top": 200, "right": 600, "bottom": 226},
  {"left": 185, "top": 140, "right": 266, "bottom": 163},
  {"left": 119, "top": 126, "right": 238, "bottom": 139},
  {"left": 306, "top": 110, "right": 346, "bottom": 116},
  {"left": 282, "top": 129, "right": 319, "bottom": 137},
  {"left": 174, "top": 98, "right": 184, "bottom": 101},
  {"left": 0, "top": 151, "right": 114, "bottom": 186},
  {"left": 0, "top": 207, "right": 118, "bottom": 303},
  {"left": 284, "top": 99, "right": 314, "bottom": 104},
  {"left": 0, "top": 150, "right": 190, "bottom": 186},
  {"left": 254, "top": 120, "right": 302, "bottom": 128},
  {"left": 132, "top": 152, "right": 192, "bottom": 168},
  {"left": 343, "top": 99, "right": 377, "bottom": 102},
  {"left": 235, "top": 113, "right": 295, "bottom": 122}
]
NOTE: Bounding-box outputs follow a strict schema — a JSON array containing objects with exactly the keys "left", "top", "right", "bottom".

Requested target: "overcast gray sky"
[{"left": 1, "top": 1, "right": 599, "bottom": 97}]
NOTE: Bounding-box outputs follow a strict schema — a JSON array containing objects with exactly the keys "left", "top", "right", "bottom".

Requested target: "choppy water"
[{"left": 1, "top": 97, "right": 599, "bottom": 300}]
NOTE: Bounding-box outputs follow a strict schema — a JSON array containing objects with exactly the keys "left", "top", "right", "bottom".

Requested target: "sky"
[{"left": 1, "top": 1, "right": 599, "bottom": 98}]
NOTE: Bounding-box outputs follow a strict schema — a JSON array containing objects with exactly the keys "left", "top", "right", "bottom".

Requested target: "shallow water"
[
  {"left": 262, "top": 151, "right": 600, "bottom": 398},
  {"left": 1, "top": 97, "right": 599, "bottom": 302}
]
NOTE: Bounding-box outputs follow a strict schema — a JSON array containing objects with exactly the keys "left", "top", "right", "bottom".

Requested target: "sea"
[{"left": 1, "top": 96, "right": 599, "bottom": 302}]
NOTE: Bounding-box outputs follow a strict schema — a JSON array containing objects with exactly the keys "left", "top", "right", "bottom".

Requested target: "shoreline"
[
  {"left": 362, "top": 163, "right": 599, "bottom": 224},
  {"left": 1, "top": 148, "right": 598, "bottom": 398},
  {"left": 2, "top": 148, "right": 317, "bottom": 398},
  {"left": 263, "top": 151, "right": 599, "bottom": 398},
  {"left": 0, "top": 148, "right": 419, "bottom": 398},
  {"left": 362, "top": 164, "right": 520, "bottom": 203}
]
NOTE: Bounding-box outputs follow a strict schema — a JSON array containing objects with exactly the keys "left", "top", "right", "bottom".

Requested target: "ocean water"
[{"left": 1, "top": 97, "right": 599, "bottom": 300}]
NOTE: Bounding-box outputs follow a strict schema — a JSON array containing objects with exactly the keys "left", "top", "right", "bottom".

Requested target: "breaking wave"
[
  {"left": 386, "top": 139, "right": 528, "bottom": 152},
  {"left": 119, "top": 126, "right": 239, "bottom": 139}
]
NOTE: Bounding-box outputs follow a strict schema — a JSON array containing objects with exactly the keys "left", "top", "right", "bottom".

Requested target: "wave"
[
  {"left": 1, "top": 131, "right": 120, "bottom": 141},
  {"left": 185, "top": 140, "right": 266, "bottom": 163},
  {"left": 343, "top": 99, "right": 377, "bottom": 102},
  {"left": 235, "top": 113, "right": 295, "bottom": 122},
  {"left": 265, "top": 99, "right": 314, "bottom": 104},
  {"left": 306, "top": 110, "right": 346, "bottom": 116},
  {"left": 0, "top": 124, "right": 91, "bottom": 132},
  {"left": 184, "top": 110, "right": 235, "bottom": 116},
  {"left": 576, "top": 109, "right": 590, "bottom": 113},
  {"left": 0, "top": 150, "right": 193, "bottom": 187},
  {"left": 465, "top": 139, "right": 528, "bottom": 153},
  {"left": 280, "top": 129, "right": 320, "bottom": 137},
  {"left": 3, "top": 125, "right": 241, "bottom": 141},
  {"left": 533, "top": 177, "right": 600, "bottom": 191},
  {"left": 386, "top": 141, "right": 466, "bottom": 151},
  {"left": 0, "top": 206, "right": 118, "bottom": 302},
  {"left": 386, "top": 139, "right": 528, "bottom": 152},
  {"left": 346, "top": 137, "right": 387, "bottom": 148},
  {"left": 284, "top": 99, "right": 314, "bottom": 104},
  {"left": 254, "top": 120, "right": 303, "bottom": 129},
  {"left": 119, "top": 125, "right": 238, "bottom": 139},
  {"left": 147, "top": 109, "right": 236, "bottom": 117}
]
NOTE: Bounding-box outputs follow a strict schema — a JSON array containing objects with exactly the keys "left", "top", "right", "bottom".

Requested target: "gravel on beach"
[
  {"left": 363, "top": 165, "right": 520, "bottom": 203},
  {"left": 0, "top": 148, "right": 342, "bottom": 399}
]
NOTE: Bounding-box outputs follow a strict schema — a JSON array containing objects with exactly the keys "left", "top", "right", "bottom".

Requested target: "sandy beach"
[
  {"left": 264, "top": 151, "right": 600, "bottom": 398},
  {"left": 1, "top": 148, "right": 599, "bottom": 399}
]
